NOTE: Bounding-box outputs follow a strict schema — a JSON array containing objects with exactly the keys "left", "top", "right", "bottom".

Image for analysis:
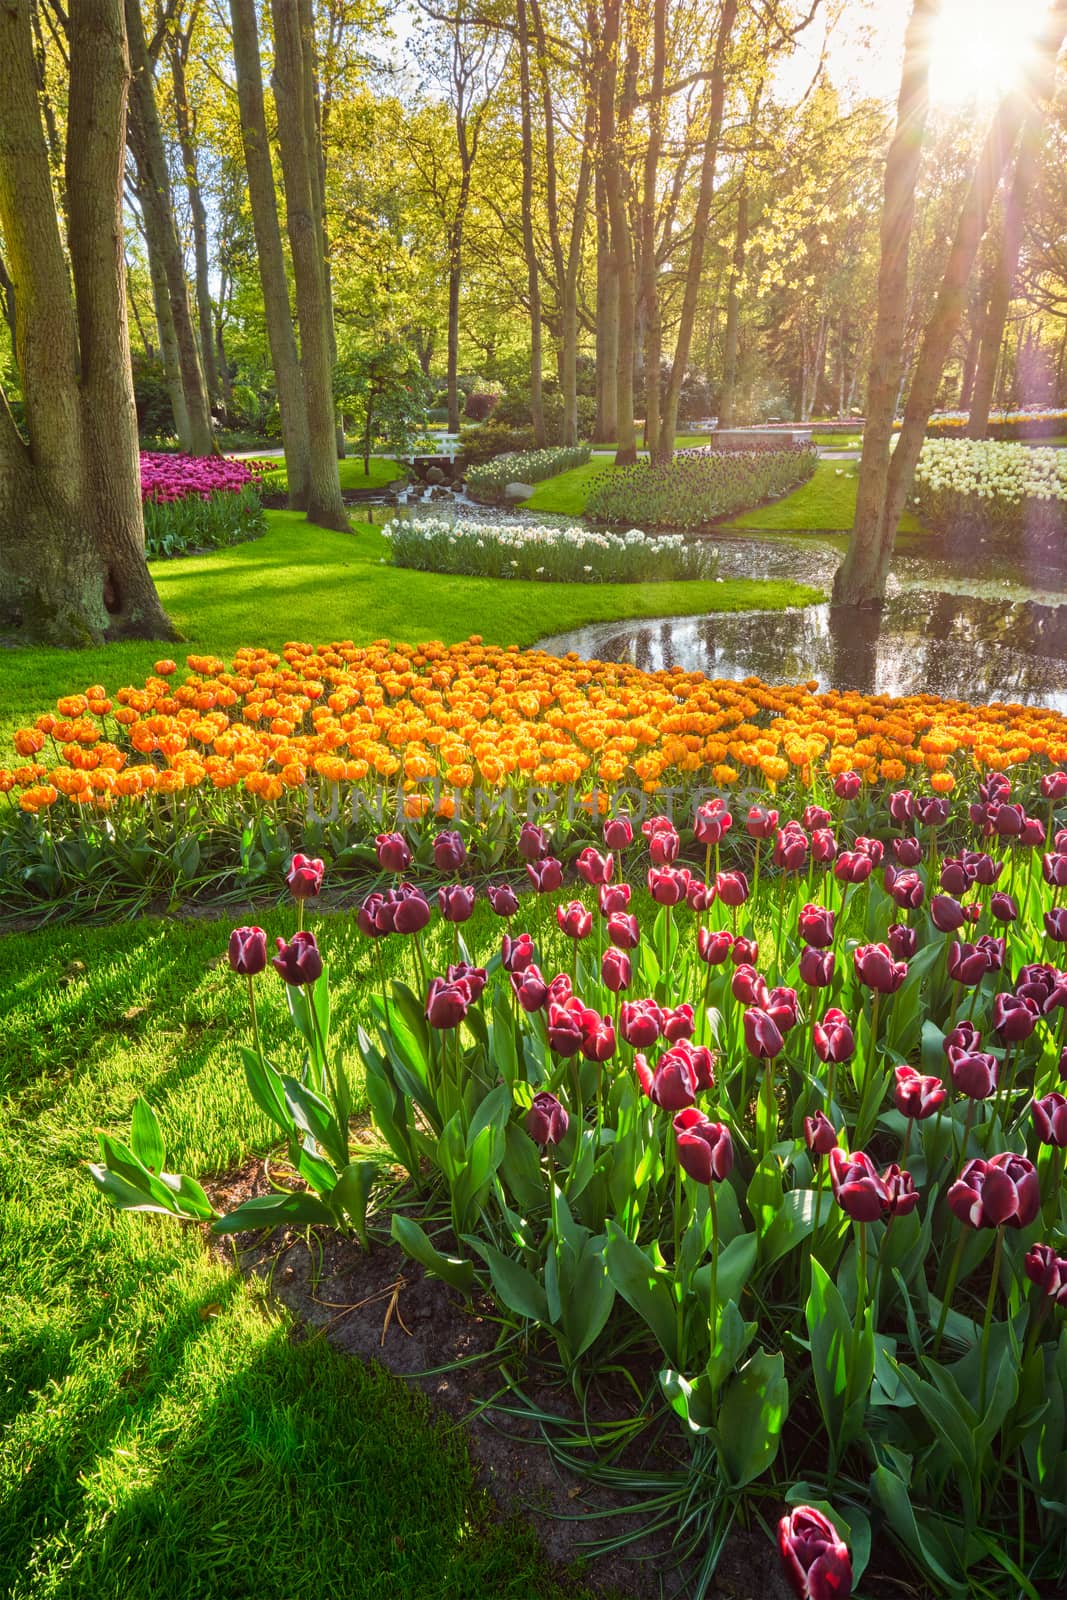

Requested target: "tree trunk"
[
  {"left": 167, "top": 24, "right": 221, "bottom": 406},
  {"left": 599, "top": 0, "right": 636, "bottom": 465},
  {"left": 594, "top": 165, "right": 618, "bottom": 441},
  {"left": 124, "top": 0, "right": 215, "bottom": 456},
  {"left": 968, "top": 143, "right": 1034, "bottom": 437},
  {"left": 271, "top": 0, "right": 348, "bottom": 530},
  {"left": 719, "top": 180, "right": 748, "bottom": 428},
  {"left": 832, "top": 0, "right": 938, "bottom": 607},
  {"left": 655, "top": 0, "right": 737, "bottom": 464},
  {"left": 134, "top": 192, "right": 192, "bottom": 446},
  {"left": 516, "top": 0, "right": 546, "bottom": 445},
  {"left": 230, "top": 0, "right": 311, "bottom": 508},
  {"left": 638, "top": 0, "right": 666, "bottom": 457},
  {"left": 562, "top": 130, "right": 594, "bottom": 446}
]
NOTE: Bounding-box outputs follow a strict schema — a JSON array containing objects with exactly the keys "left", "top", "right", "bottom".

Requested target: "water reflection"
[{"left": 536, "top": 590, "right": 1067, "bottom": 711}]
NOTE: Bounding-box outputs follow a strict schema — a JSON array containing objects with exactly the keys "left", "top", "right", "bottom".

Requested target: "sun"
[{"left": 926, "top": 0, "right": 1051, "bottom": 106}]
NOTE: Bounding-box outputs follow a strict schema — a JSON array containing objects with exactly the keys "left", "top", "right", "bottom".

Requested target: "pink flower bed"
[{"left": 139, "top": 452, "right": 273, "bottom": 506}]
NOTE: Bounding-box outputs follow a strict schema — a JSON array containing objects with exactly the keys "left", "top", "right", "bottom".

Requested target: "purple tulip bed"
[
  {"left": 140, "top": 452, "right": 272, "bottom": 559},
  {"left": 90, "top": 779, "right": 1067, "bottom": 1600}
]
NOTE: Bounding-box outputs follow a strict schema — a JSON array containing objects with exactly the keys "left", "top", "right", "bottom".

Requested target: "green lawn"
[
  {"left": 724, "top": 459, "right": 922, "bottom": 533},
  {"left": 811, "top": 431, "right": 863, "bottom": 449},
  {"left": 0, "top": 510, "right": 820, "bottom": 746},
  {"left": 265, "top": 455, "right": 405, "bottom": 493},
  {"left": 0, "top": 906, "right": 608, "bottom": 1600}
]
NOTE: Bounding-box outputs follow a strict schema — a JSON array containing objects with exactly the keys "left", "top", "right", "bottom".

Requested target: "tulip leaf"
[
  {"left": 604, "top": 1222, "right": 679, "bottom": 1366},
  {"left": 88, "top": 1163, "right": 182, "bottom": 1218},
  {"left": 466, "top": 1238, "right": 549, "bottom": 1324},
  {"left": 278, "top": 1073, "right": 347, "bottom": 1170},
  {"left": 713, "top": 1349, "right": 788, "bottom": 1487},
  {"left": 163, "top": 1171, "right": 218, "bottom": 1222},
  {"left": 563, "top": 1235, "right": 615, "bottom": 1360},
  {"left": 692, "top": 1233, "right": 757, "bottom": 1316},
  {"left": 498, "top": 1120, "right": 547, "bottom": 1210},
  {"left": 806, "top": 1258, "right": 852, "bottom": 1455},
  {"left": 390, "top": 1213, "right": 474, "bottom": 1296},
  {"left": 240, "top": 1045, "right": 292, "bottom": 1136},
  {"left": 95, "top": 1132, "right": 187, "bottom": 1214},
  {"left": 661, "top": 1368, "right": 717, "bottom": 1434},
  {"left": 129, "top": 1097, "right": 165, "bottom": 1176},
  {"left": 212, "top": 1191, "right": 334, "bottom": 1234},
  {"left": 869, "top": 1465, "right": 967, "bottom": 1593},
  {"left": 706, "top": 1299, "right": 757, "bottom": 1394},
  {"left": 760, "top": 1186, "right": 819, "bottom": 1267}
]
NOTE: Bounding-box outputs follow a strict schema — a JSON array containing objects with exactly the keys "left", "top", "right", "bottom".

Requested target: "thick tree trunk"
[
  {"left": 230, "top": 0, "right": 311, "bottom": 508},
  {"left": 968, "top": 145, "right": 1034, "bottom": 437},
  {"left": 516, "top": 0, "right": 546, "bottom": 445},
  {"left": 168, "top": 28, "right": 221, "bottom": 407},
  {"left": 594, "top": 166, "right": 618, "bottom": 441},
  {"left": 124, "top": 0, "right": 215, "bottom": 456},
  {"left": 719, "top": 181, "right": 748, "bottom": 428},
  {"left": 655, "top": 0, "right": 737, "bottom": 464},
  {"left": 638, "top": 0, "right": 666, "bottom": 457},
  {"left": 134, "top": 192, "right": 192, "bottom": 446},
  {"left": 271, "top": 0, "right": 348, "bottom": 530},
  {"left": 832, "top": 0, "right": 938, "bottom": 607},
  {"left": 561, "top": 132, "right": 594, "bottom": 446}
]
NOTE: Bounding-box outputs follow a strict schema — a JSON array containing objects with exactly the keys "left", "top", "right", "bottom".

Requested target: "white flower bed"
[
  {"left": 382, "top": 515, "right": 718, "bottom": 583},
  {"left": 912, "top": 438, "right": 1067, "bottom": 536}
]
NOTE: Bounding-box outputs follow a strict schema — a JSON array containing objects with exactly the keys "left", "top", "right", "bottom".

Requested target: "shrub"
[
  {"left": 464, "top": 390, "right": 502, "bottom": 422},
  {"left": 458, "top": 421, "right": 539, "bottom": 464},
  {"left": 383, "top": 515, "right": 719, "bottom": 583},
  {"left": 586, "top": 444, "right": 817, "bottom": 529},
  {"left": 465, "top": 445, "right": 592, "bottom": 501},
  {"left": 911, "top": 438, "right": 1067, "bottom": 539}
]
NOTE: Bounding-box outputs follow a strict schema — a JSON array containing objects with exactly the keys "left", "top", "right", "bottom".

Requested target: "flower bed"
[
  {"left": 585, "top": 444, "right": 818, "bottom": 530},
  {"left": 4, "top": 638, "right": 1067, "bottom": 913},
  {"left": 465, "top": 445, "right": 591, "bottom": 501},
  {"left": 140, "top": 451, "right": 272, "bottom": 558},
  {"left": 924, "top": 409, "right": 1067, "bottom": 442},
  {"left": 382, "top": 516, "right": 718, "bottom": 582},
  {"left": 911, "top": 438, "right": 1067, "bottom": 539},
  {"left": 94, "top": 775, "right": 1067, "bottom": 1598}
]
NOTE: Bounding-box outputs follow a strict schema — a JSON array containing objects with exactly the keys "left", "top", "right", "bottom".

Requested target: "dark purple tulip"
[
  {"left": 525, "top": 1091, "right": 569, "bottom": 1147},
  {"left": 693, "top": 800, "right": 732, "bottom": 845},
  {"left": 228, "top": 925, "right": 267, "bottom": 976},
  {"left": 744, "top": 1006, "right": 784, "bottom": 1059},
  {"left": 608, "top": 911, "right": 641, "bottom": 950},
  {"left": 647, "top": 865, "right": 689, "bottom": 906},
  {"left": 886, "top": 867, "right": 925, "bottom": 910},
  {"left": 1032, "top": 1091, "right": 1067, "bottom": 1147},
  {"left": 917, "top": 794, "right": 951, "bottom": 827},
  {"left": 1020, "top": 816, "right": 1046, "bottom": 848},
  {"left": 990, "top": 892, "right": 1018, "bottom": 923},
  {"left": 980, "top": 771, "right": 1012, "bottom": 803},
  {"left": 830, "top": 1148, "right": 890, "bottom": 1222},
  {"left": 766, "top": 986, "right": 800, "bottom": 1032},
  {"left": 662, "top": 1003, "right": 695, "bottom": 1043},
  {"left": 393, "top": 888, "right": 431, "bottom": 934},
  {"left": 433, "top": 830, "right": 467, "bottom": 873},
  {"left": 855, "top": 836, "right": 884, "bottom": 866},
  {"left": 576, "top": 846, "right": 613, "bottom": 886},
  {"left": 620, "top": 998, "right": 663, "bottom": 1048},
  {"left": 992, "top": 991, "right": 1040, "bottom": 1043},
  {"left": 931, "top": 894, "right": 966, "bottom": 933},
  {"left": 518, "top": 822, "right": 549, "bottom": 861},
  {"left": 501, "top": 931, "right": 536, "bottom": 973},
  {"left": 854, "top": 943, "right": 907, "bottom": 994},
  {"left": 804, "top": 1111, "right": 838, "bottom": 1157},
  {"left": 487, "top": 882, "right": 519, "bottom": 917},
  {"left": 598, "top": 881, "right": 631, "bottom": 916},
  {"left": 1045, "top": 908, "right": 1067, "bottom": 943},
  {"left": 833, "top": 771, "right": 861, "bottom": 799},
  {"left": 686, "top": 877, "right": 715, "bottom": 913},
  {"left": 774, "top": 825, "right": 809, "bottom": 872},
  {"left": 894, "top": 1064, "right": 947, "bottom": 1120},
  {"left": 644, "top": 815, "right": 680, "bottom": 864},
  {"left": 1041, "top": 772, "right": 1067, "bottom": 800},
  {"left": 557, "top": 900, "right": 593, "bottom": 940},
  {"left": 603, "top": 815, "right": 633, "bottom": 850},
  {"left": 833, "top": 850, "right": 872, "bottom": 885},
  {"left": 732, "top": 935, "right": 759, "bottom": 965},
  {"left": 971, "top": 852, "right": 1003, "bottom": 886},
  {"left": 674, "top": 1109, "right": 733, "bottom": 1184},
  {"left": 882, "top": 1163, "right": 920, "bottom": 1217},
  {"left": 948, "top": 1046, "right": 998, "bottom": 1100},
  {"left": 887, "top": 923, "right": 917, "bottom": 961},
  {"left": 357, "top": 890, "right": 387, "bottom": 939},
  {"left": 799, "top": 945, "right": 835, "bottom": 988},
  {"left": 798, "top": 903, "right": 835, "bottom": 949},
  {"left": 975, "top": 934, "right": 1006, "bottom": 972},
  {"left": 697, "top": 926, "right": 733, "bottom": 965},
  {"left": 601, "top": 946, "right": 632, "bottom": 993},
  {"left": 375, "top": 831, "right": 411, "bottom": 873},
  {"left": 635, "top": 1046, "right": 698, "bottom": 1111},
  {"left": 814, "top": 1008, "right": 855, "bottom": 1063},
  {"left": 425, "top": 975, "right": 472, "bottom": 1029},
  {"left": 1025, "top": 1243, "right": 1067, "bottom": 1305},
  {"left": 990, "top": 802, "right": 1026, "bottom": 838},
  {"left": 547, "top": 999, "right": 585, "bottom": 1057},
  {"left": 940, "top": 859, "right": 973, "bottom": 896},
  {"left": 803, "top": 803, "right": 833, "bottom": 831},
  {"left": 511, "top": 964, "right": 549, "bottom": 1012},
  {"left": 715, "top": 869, "right": 749, "bottom": 907},
  {"left": 888, "top": 789, "right": 915, "bottom": 825},
  {"left": 272, "top": 930, "right": 323, "bottom": 986},
  {"left": 892, "top": 835, "right": 924, "bottom": 867},
  {"left": 286, "top": 853, "right": 324, "bottom": 900},
  {"left": 944, "top": 1019, "right": 981, "bottom": 1056},
  {"left": 732, "top": 964, "right": 768, "bottom": 1006},
  {"left": 1042, "top": 854, "right": 1067, "bottom": 888},
  {"left": 811, "top": 827, "right": 838, "bottom": 864},
  {"left": 526, "top": 856, "right": 563, "bottom": 894},
  {"left": 1017, "top": 963, "right": 1062, "bottom": 1007},
  {"left": 447, "top": 962, "right": 486, "bottom": 1002},
  {"left": 948, "top": 1152, "right": 1040, "bottom": 1229},
  {"left": 947, "top": 941, "right": 990, "bottom": 987},
  {"left": 439, "top": 884, "right": 475, "bottom": 923},
  {"left": 581, "top": 1011, "right": 616, "bottom": 1062},
  {"left": 746, "top": 804, "right": 778, "bottom": 839}
]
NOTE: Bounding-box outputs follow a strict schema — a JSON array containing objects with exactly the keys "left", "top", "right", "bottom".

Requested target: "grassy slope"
[
  {"left": 0, "top": 511, "right": 820, "bottom": 746},
  {"left": 0, "top": 907, "right": 605, "bottom": 1600}
]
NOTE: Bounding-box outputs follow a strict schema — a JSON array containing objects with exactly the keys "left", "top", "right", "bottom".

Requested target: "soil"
[{"left": 203, "top": 1163, "right": 946, "bottom": 1600}]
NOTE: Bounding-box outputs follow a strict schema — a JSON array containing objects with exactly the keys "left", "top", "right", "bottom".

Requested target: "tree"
[{"left": 0, "top": 0, "right": 175, "bottom": 645}]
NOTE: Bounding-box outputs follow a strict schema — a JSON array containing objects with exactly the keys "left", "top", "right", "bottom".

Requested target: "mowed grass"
[
  {"left": 0, "top": 905, "right": 606, "bottom": 1600},
  {"left": 0, "top": 510, "right": 821, "bottom": 748},
  {"left": 264, "top": 455, "right": 405, "bottom": 492}
]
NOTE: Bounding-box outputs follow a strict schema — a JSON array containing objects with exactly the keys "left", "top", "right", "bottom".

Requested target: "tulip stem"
[
  {"left": 979, "top": 1225, "right": 1004, "bottom": 1414},
  {"left": 932, "top": 1224, "right": 967, "bottom": 1356},
  {"left": 247, "top": 974, "right": 263, "bottom": 1063},
  {"left": 673, "top": 1154, "right": 684, "bottom": 1358},
  {"left": 708, "top": 1179, "right": 720, "bottom": 1351},
  {"left": 853, "top": 1221, "right": 869, "bottom": 1349},
  {"left": 752, "top": 840, "right": 761, "bottom": 905},
  {"left": 296, "top": 899, "right": 304, "bottom": 935}
]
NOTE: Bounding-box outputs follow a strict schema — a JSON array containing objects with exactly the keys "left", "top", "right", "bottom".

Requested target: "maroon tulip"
[
  {"left": 766, "top": 986, "right": 800, "bottom": 1032},
  {"left": 888, "top": 788, "right": 915, "bottom": 824},
  {"left": 620, "top": 998, "right": 663, "bottom": 1048},
  {"left": 229, "top": 925, "right": 267, "bottom": 976},
  {"left": 885, "top": 867, "right": 924, "bottom": 910},
  {"left": 644, "top": 815, "right": 680, "bottom": 864},
  {"left": 608, "top": 911, "right": 641, "bottom": 950},
  {"left": 546, "top": 973, "right": 572, "bottom": 1004},
  {"left": 526, "top": 856, "right": 563, "bottom": 893},
  {"left": 931, "top": 894, "right": 966, "bottom": 933},
  {"left": 518, "top": 821, "right": 549, "bottom": 861},
  {"left": 433, "top": 830, "right": 467, "bottom": 873},
  {"left": 662, "top": 1003, "right": 696, "bottom": 1043},
  {"left": 375, "top": 831, "right": 411, "bottom": 873},
  {"left": 732, "top": 964, "right": 768, "bottom": 1006},
  {"left": 686, "top": 877, "right": 715, "bottom": 914},
  {"left": 947, "top": 941, "right": 991, "bottom": 987},
  {"left": 1043, "top": 854, "right": 1067, "bottom": 888},
  {"left": 439, "top": 884, "right": 475, "bottom": 923},
  {"left": 693, "top": 800, "right": 732, "bottom": 845},
  {"left": 829, "top": 1148, "right": 890, "bottom": 1222},
  {"left": 1041, "top": 772, "right": 1067, "bottom": 800},
  {"left": 833, "top": 771, "right": 861, "bottom": 799},
  {"left": 286, "top": 852, "right": 324, "bottom": 900},
  {"left": 833, "top": 850, "right": 872, "bottom": 885},
  {"left": 990, "top": 802, "right": 1025, "bottom": 838},
  {"left": 811, "top": 828, "right": 838, "bottom": 864},
  {"left": 804, "top": 1111, "right": 837, "bottom": 1157},
  {"left": 732, "top": 935, "right": 759, "bottom": 965},
  {"left": 892, "top": 835, "right": 923, "bottom": 867},
  {"left": 814, "top": 1008, "right": 855, "bottom": 1063},
  {"left": 853, "top": 943, "right": 907, "bottom": 994},
  {"left": 557, "top": 900, "right": 593, "bottom": 940},
  {"left": 917, "top": 795, "right": 951, "bottom": 827},
  {"left": 501, "top": 932, "right": 536, "bottom": 973},
  {"left": 674, "top": 1109, "right": 733, "bottom": 1184},
  {"left": 1045, "top": 908, "right": 1067, "bottom": 943},
  {"left": 576, "top": 846, "right": 613, "bottom": 886},
  {"left": 1025, "top": 1243, "right": 1067, "bottom": 1304},
  {"left": 1017, "top": 963, "right": 1062, "bottom": 1008},
  {"left": 992, "top": 991, "right": 1039, "bottom": 1043},
  {"left": 746, "top": 804, "right": 778, "bottom": 839},
  {"left": 581, "top": 1011, "right": 616, "bottom": 1062},
  {"left": 715, "top": 869, "right": 749, "bottom": 907},
  {"left": 744, "top": 1006, "right": 784, "bottom": 1059},
  {"left": 648, "top": 865, "right": 689, "bottom": 906},
  {"left": 598, "top": 881, "right": 632, "bottom": 916},
  {"left": 603, "top": 815, "right": 633, "bottom": 850},
  {"left": 893, "top": 1064, "right": 946, "bottom": 1120},
  {"left": 774, "top": 825, "right": 809, "bottom": 872},
  {"left": 447, "top": 962, "right": 486, "bottom": 1002},
  {"left": 980, "top": 770, "right": 1012, "bottom": 803},
  {"left": 1032, "top": 1091, "right": 1067, "bottom": 1147},
  {"left": 601, "top": 946, "right": 632, "bottom": 993},
  {"left": 635, "top": 1045, "right": 698, "bottom": 1110},
  {"left": 1020, "top": 816, "right": 1046, "bottom": 848},
  {"left": 803, "top": 803, "right": 833, "bottom": 831},
  {"left": 487, "top": 882, "right": 519, "bottom": 917},
  {"left": 976, "top": 934, "right": 1006, "bottom": 972},
  {"left": 393, "top": 888, "right": 432, "bottom": 934},
  {"left": 272, "top": 930, "right": 323, "bottom": 986},
  {"left": 881, "top": 1163, "right": 920, "bottom": 1216},
  {"left": 854, "top": 836, "right": 884, "bottom": 866},
  {"left": 944, "top": 1019, "right": 981, "bottom": 1056},
  {"left": 525, "top": 1091, "right": 569, "bottom": 1147},
  {"left": 948, "top": 1152, "right": 1040, "bottom": 1229},
  {"left": 425, "top": 975, "right": 472, "bottom": 1029},
  {"left": 511, "top": 964, "right": 549, "bottom": 1012},
  {"left": 799, "top": 903, "right": 835, "bottom": 948},
  {"left": 698, "top": 926, "right": 733, "bottom": 964},
  {"left": 357, "top": 890, "right": 387, "bottom": 939},
  {"left": 887, "top": 923, "right": 917, "bottom": 961},
  {"left": 799, "top": 946, "right": 835, "bottom": 988},
  {"left": 990, "top": 892, "right": 1018, "bottom": 923},
  {"left": 547, "top": 998, "right": 585, "bottom": 1057},
  {"left": 948, "top": 1046, "right": 998, "bottom": 1100},
  {"left": 939, "top": 859, "right": 972, "bottom": 897}
]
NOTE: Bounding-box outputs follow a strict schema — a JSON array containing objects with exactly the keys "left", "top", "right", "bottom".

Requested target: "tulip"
[
  {"left": 931, "top": 894, "right": 966, "bottom": 933},
  {"left": 286, "top": 853, "right": 324, "bottom": 900},
  {"left": 601, "top": 946, "right": 631, "bottom": 993},
  {"left": 511, "top": 964, "right": 549, "bottom": 1012},
  {"left": 525, "top": 1091, "right": 569, "bottom": 1147},
  {"left": 644, "top": 815, "right": 680, "bottom": 863},
  {"left": 357, "top": 891, "right": 387, "bottom": 939},
  {"left": 799, "top": 946, "right": 834, "bottom": 988},
  {"left": 829, "top": 1148, "right": 890, "bottom": 1221},
  {"left": 375, "top": 832, "right": 411, "bottom": 873},
  {"left": 228, "top": 925, "right": 267, "bottom": 976},
  {"left": 746, "top": 804, "right": 778, "bottom": 839},
  {"left": 715, "top": 869, "right": 749, "bottom": 907},
  {"left": 697, "top": 926, "right": 733, "bottom": 964},
  {"left": 674, "top": 1109, "right": 733, "bottom": 1184},
  {"left": 975, "top": 934, "right": 1005, "bottom": 972},
  {"left": 272, "top": 930, "right": 323, "bottom": 986},
  {"left": 833, "top": 771, "right": 861, "bottom": 799},
  {"left": 1032, "top": 1091, "right": 1067, "bottom": 1147},
  {"left": 990, "top": 891, "right": 1018, "bottom": 923},
  {"left": 693, "top": 800, "right": 732, "bottom": 845},
  {"left": 1042, "top": 854, "right": 1067, "bottom": 888},
  {"left": 894, "top": 1064, "right": 946, "bottom": 1120},
  {"left": 939, "top": 859, "right": 972, "bottom": 896},
  {"left": 576, "top": 846, "right": 613, "bottom": 886},
  {"left": 393, "top": 888, "right": 431, "bottom": 934},
  {"left": 433, "top": 830, "right": 466, "bottom": 873},
  {"left": 774, "top": 825, "right": 809, "bottom": 872},
  {"left": 425, "top": 975, "right": 472, "bottom": 1029},
  {"left": 487, "top": 882, "right": 519, "bottom": 916},
  {"left": 518, "top": 822, "right": 549, "bottom": 861},
  {"left": 547, "top": 999, "right": 585, "bottom": 1056},
  {"left": 971, "top": 851, "right": 1002, "bottom": 886},
  {"left": 992, "top": 991, "right": 1039, "bottom": 1043},
  {"left": 581, "top": 1012, "right": 616, "bottom": 1062},
  {"left": 804, "top": 1111, "right": 837, "bottom": 1157},
  {"left": 916, "top": 795, "right": 950, "bottom": 827},
  {"left": 891, "top": 835, "right": 923, "bottom": 867},
  {"left": 885, "top": 867, "right": 924, "bottom": 910},
  {"left": 888, "top": 789, "right": 915, "bottom": 824},
  {"left": 991, "top": 802, "right": 1025, "bottom": 838},
  {"left": 439, "top": 884, "right": 475, "bottom": 923},
  {"left": 620, "top": 998, "right": 663, "bottom": 1048},
  {"left": 948, "top": 1152, "right": 1040, "bottom": 1229},
  {"left": 1041, "top": 772, "right": 1067, "bottom": 800},
  {"left": 635, "top": 1046, "right": 698, "bottom": 1110},
  {"left": 833, "top": 850, "right": 872, "bottom": 885},
  {"left": 598, "top": 881, "right": 632, "bottom": 916},
  {"left": 557, "top": 900, "right": 593, "bottom": 940},
  {"left": 814, "top": 1008, "right": 854, "bottom": 1063},
  {"left": 803, "top": 803, "right": 833, "bottom": 831},
  {"left": 526, "top": 856, "right": 563, "bottom": 894},
  {"left": 1020, "top": 816, "right": 1046, "bottom": 848},
  {"left": 980, "top": 771, "right": 1012, "bottom": 803},
  {"left": 603, "top": 815, "right": 633, "bottom": 850},
  {"left": 447, "top": 962, "right": 486, "bottom": 1002},
  {"left": 853, "top": 943, "right": 907, "bottom": 993},
  {"left": 686, "top": 877, "right": 715, "bottom": 913},
  {"left": 887, "top": 923, "right": 916, "bottom": 960},
  {"left": 744, "top": 1006, "right": 784, "bottom": 1059},
  {"left": 501, "top": 932, "right": 535, "bottom": 973},
  {"left": 944, "top": 1019, "right": 981, "bottom": 1056},
  {"left": 731, "top": 935, "right": 759, "bottom": 965},
  {"left": 732, "top": 964, "right": 768, "bottom": 1006},
  {"left": 662, "top": 1003, "right": 696, "bottom": 1043},
  {"left": 1045, "top": 908, "right": 1067, "bottom": 943},
  {"left": 948, "top": 1046, "right": 998, "bottom": 1100},
  {"left": 854, "top": 836, "right": 884, "bottom": 866},
  {"left": 648, "top": 865, "right": 689, "bottom": 906},
  {"left": 811, "top": 827, "right": 837, "bottom": 864},
  {"left": 1017, "top": 963, "right": 1062, "bottom": 1008},
  {"left": 608, "top": 911, "right": 640, "bottom": 949},
  {"left": 799, "top": 903, "right": 835, "bottom": 949},
  {"left": 947, "top": 941, "right": 990, "bottom": 987},
  {"left": 881, "top": 1163, "right": 920, "bottom": 1216},
  {"left": 1024, "top": 1243, "right": 1067, "bottom": 1304},
  {"left": 766, "top": 986, "right": 800, "bottom": 1032}
]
